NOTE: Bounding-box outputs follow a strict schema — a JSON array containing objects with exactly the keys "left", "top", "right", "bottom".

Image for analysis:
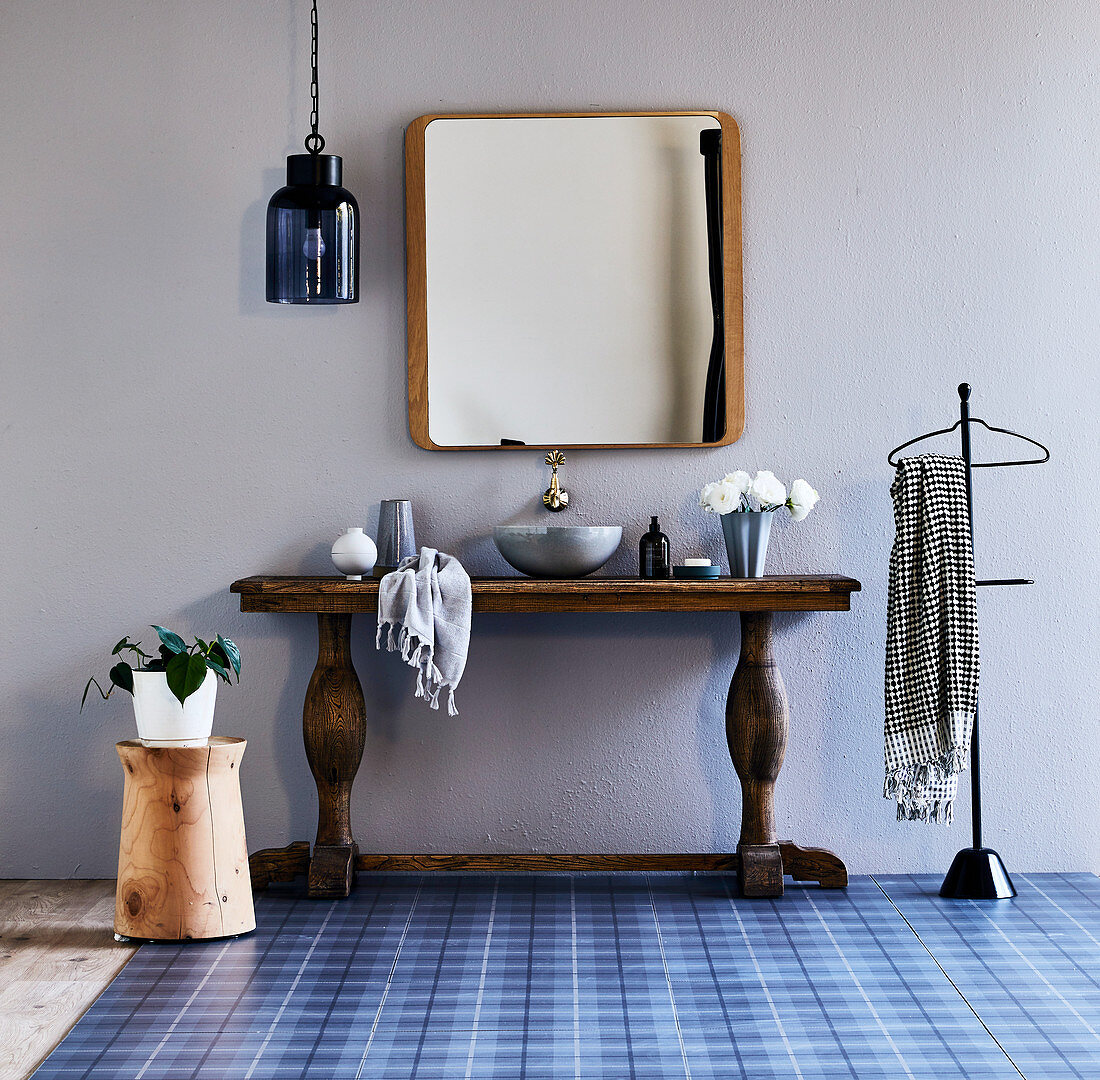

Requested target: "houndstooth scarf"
[{"left": 884, "top": 455, "right": 979, "bottom": 824}]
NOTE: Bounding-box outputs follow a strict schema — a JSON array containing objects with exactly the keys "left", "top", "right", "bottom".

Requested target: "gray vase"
[
  {"left": 374, "top": 499, "right": 417, "bottom": 575},
  {"left": 720, "top": 511, "right": 773, "bottom": 578}
]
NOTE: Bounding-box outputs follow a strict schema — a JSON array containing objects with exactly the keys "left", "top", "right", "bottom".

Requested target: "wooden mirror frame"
[{"left": 405, "top": 110, "right": 744, "bottom": 450}]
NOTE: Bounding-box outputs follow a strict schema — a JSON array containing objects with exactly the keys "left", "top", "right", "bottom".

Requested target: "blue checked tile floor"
[{"left": 30, "top": 872, "right": 1100, "bottom": 1079}]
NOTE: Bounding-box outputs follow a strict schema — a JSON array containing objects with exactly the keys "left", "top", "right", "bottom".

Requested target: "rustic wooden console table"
[{"left": 231, "top": 574, "right": 860, "bottom": 900}]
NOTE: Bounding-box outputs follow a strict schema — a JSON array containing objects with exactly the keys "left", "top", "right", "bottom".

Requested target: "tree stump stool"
[{"left": 115, "top": 737, "right": 256, "bottom": 941}]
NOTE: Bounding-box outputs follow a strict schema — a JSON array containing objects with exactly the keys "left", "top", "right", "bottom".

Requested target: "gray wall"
[{"left": 2, "top": 0, "right": 1097, "bottom": 878}]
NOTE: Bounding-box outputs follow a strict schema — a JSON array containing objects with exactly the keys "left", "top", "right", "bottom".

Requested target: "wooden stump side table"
[
  {"left": 114, "top": 737, "right": 256, "bottom": 941},
  {"left": 233, "top": 575, "right": 861, "bottom": 900}
]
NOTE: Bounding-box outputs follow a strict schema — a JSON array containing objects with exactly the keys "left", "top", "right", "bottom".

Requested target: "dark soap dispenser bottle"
[{"left": 639, "top": 515, "right": 671, "bottom": 579}]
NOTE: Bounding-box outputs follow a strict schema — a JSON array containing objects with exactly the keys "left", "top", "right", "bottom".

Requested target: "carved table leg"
[
  {"left": 778, "top": 842, "right": 848, "bottom": 888},
  {"left": 726, "top": 611, "right": 847, "bottom": 897},
  {"left": 303, "top": 613, "right": 366, "bottom": 898},
  {"left": 248, "top": 840, "right": 311, "bottom": 892}
]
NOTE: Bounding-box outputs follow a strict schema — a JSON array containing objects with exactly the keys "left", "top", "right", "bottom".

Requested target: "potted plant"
[
  {"left": 82, "top": 626, "right": 242, "bottom": 746},
  {"left": 700, "top": 470, "right": 820, "bottom": 577}
]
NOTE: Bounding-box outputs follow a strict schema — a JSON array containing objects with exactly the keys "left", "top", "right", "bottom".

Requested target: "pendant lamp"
[{"left": 266, "top": 0, "right": 359, "bottom": 304}]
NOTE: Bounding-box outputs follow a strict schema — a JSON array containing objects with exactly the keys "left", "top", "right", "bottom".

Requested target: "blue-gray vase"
[
  {"left": 720, "top": 511, "right": 773, "bottom": 578},
  {"left": 375, "top": 499, "right": 416, "bottom": 575}
]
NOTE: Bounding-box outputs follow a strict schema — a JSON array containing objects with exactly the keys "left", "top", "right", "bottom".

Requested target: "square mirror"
[{"left": 406, "top": 111, "right": 743, "bottom": 449}]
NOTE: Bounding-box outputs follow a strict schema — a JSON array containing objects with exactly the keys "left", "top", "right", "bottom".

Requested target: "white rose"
[
  {"left": 699, "top": 482, "right": 721, "bottom": 513},
  {"left": 722, "top": 470, "right": 752, "bottom": 495},
  {"left": 788, "top": 478, "right": 820, "bottom": 521},
  {"left": 720, "top": 481, "right": 744, "bottom": 513},
  {"left": 706, "top": 480, "right": 742, "bottom": 514},
  {"left": 750, "top": 470, "right": 787, "bottom": 508}
]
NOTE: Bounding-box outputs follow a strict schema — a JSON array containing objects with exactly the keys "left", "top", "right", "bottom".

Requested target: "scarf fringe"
[
  {"left": 883, "top": 745, "right": 970, "bottom": 825},
  {"left": 377, "top": 620, "right": 458, "bottom": 714}
]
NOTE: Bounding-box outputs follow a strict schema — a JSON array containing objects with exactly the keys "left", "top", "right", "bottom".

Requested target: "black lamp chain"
[{"left": 305, "top": 0, "right": 325, "bottom": 154}]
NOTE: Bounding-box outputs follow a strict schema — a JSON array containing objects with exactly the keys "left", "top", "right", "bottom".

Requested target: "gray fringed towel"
[
  {"left": 376, "top": 547, "right": 472, "bottom": 716},
  {"left": 884, "top": 455, "right": 979, "bottom": 823}
]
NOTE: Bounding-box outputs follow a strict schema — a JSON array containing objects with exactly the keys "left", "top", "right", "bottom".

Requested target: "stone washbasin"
[{"left": 492, "top": 525, "right": 622, "bottom": 578}]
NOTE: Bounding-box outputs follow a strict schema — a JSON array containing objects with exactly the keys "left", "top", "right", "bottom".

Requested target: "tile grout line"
[
  {"left": 1057, "top": 873, "right": 1100, "bottom": 910},
  {"left": 72, "top": 927, "right": 190, "bottom": 1079},
  {"left": 1019, "top": 874, "right": 1100, "bottom": 948},
  {"left": 684, "top": 886, "right": 749, "bottom": 1080},
  {"left": 879, "top": 876, "right": 1088, "bottom": 1078},
  {"left": 190, "top": 894, "right": 308, "bottom": 1076},
  {"left": 463, "top": 877, "right": 499, "bottom": 1080},
  {"left": 803, "top": 889, "right": 920, "bottom": 1080},
  {"left": 719, "top": 878, "right": 806, "bottom": 1080},
  {"left": 520, "top": 875, "right": 538, "bottom": 1079},
  {"left": 241, "top": 901, "right": 339, "bottom": 1079},
  {"left": 767, "top": 896, "right": 860, "bottom": 1079},
  {"left": 607, "top": 877, "right": 637, "bottom": 1078},
  {"left": 408, "top": 876, "right": 465, "bottom": 1078},
  {"left": 354, "top": 877, "right": 425, "bottom": 1080},
  {"left": 835, "top": 887, "right": 975, "bottom": 1075},
  {"left": 644, "top": 875, "right": 692, "bottom": 1080},
  {"left": 870, "top": 875, "right": 1028, "bottom": 1080},
  {"left": 964, "top": 895, "right": 1100, "bottom": 1043},
  {"left": 1000, "top": 877, "right": 1100, "bottom": 996},
  {"left": 299, "top": 880, "right": 387, "bottom": 1075},
  {"left": 570, "top": 876, "right": 580, "bottom": 1080},
  {"left": 132, "top": 937, "right": 237, "bottom": 1080}
]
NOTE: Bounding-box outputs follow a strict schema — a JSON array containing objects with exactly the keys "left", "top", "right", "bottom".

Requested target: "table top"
[{"left": 231, "top": 575, "right": 861, "bottom": 614}]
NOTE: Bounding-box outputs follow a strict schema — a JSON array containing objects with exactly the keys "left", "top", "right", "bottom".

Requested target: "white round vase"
[
  {"left": 132, "top": 669, "right": 217, "bottom": 747},
  {"left": 332, "top": 527, "right": 377, "bottom": 579}
]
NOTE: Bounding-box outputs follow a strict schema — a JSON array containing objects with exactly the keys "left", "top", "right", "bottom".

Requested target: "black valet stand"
[{"left": 888, "top": 384, "right": 1049, "bottom": 899}]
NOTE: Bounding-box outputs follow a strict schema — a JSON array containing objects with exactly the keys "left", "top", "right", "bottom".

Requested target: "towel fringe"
[
  {"left": 883, "top": 744, "right": 970, "bottom": 825},
  {"left": 377, "top": 621, "right": 401, "bottom": 653},
  {"left": 894, "top": 798, "right": 955, "bottom": 825},
  {"left": 393, "top": 632, "right": 450, "bottom": 712}
]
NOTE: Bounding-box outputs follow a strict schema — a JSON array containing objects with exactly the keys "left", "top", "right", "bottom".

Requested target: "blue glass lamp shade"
[{"left": 266, "top": 154, "right": 359, "bottom": 304}]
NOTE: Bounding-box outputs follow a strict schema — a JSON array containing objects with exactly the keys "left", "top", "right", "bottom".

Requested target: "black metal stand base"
[{"left": 939, "top": 847, "right": 1016, "bottom": 900}]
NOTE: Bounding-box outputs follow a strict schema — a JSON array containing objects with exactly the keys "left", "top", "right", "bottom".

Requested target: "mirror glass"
[{"left": 407, "top": 112, "right": 743, "bottom": 449}]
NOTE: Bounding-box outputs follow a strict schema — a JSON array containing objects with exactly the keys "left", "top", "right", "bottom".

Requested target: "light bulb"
[{"left": 303, "top": 227, "right": 325, "bottom": 260}]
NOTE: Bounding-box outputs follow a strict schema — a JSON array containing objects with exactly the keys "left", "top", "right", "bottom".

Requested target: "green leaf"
[
  {"left": 151, "top": 625, "right": 188, "bottom": 655},
  {"left": 195, "top": 638, "right": 210, "bottom": 656},
  {"left": 204, "top": 656, "right": 231, "bottom": 682},
  {"left": 216, "top": 635, "right": 241, "bottom": 677},
  {"left": 109, "top": 662, "right": 134, "bottom": 695},
  {"left": 166, "top": 651, "right": 207, "bottom": 706},
  {"left": 209, "top": 642, "right": 232, "bottom": 675},
  {"left": 114, "top": 638, "right": 150, "bottom": 662}
]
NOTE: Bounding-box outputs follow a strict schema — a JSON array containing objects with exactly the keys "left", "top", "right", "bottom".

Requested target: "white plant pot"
[{"left": 132, "top": 669, "right": 217, "bottom": 747}]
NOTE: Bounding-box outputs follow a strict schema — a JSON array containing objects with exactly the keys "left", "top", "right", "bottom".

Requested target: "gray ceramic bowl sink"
[{"left": 492, "top": 525, "right": 622, "bottom": 578}]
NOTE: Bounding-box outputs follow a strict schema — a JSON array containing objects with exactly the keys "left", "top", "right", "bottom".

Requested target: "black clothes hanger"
[{"left": 888, "top": 387, "right": 1050, "bottom": 468}]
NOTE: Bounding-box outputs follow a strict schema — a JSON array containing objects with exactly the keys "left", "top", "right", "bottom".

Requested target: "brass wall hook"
[{"left": 542, "top": 450, "right": 570, "bottom": 511}]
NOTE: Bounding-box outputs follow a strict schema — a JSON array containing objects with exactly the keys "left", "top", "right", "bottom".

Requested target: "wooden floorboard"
[{"left": 0, "top": 880, "right": 135, "bottom": 1080}]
